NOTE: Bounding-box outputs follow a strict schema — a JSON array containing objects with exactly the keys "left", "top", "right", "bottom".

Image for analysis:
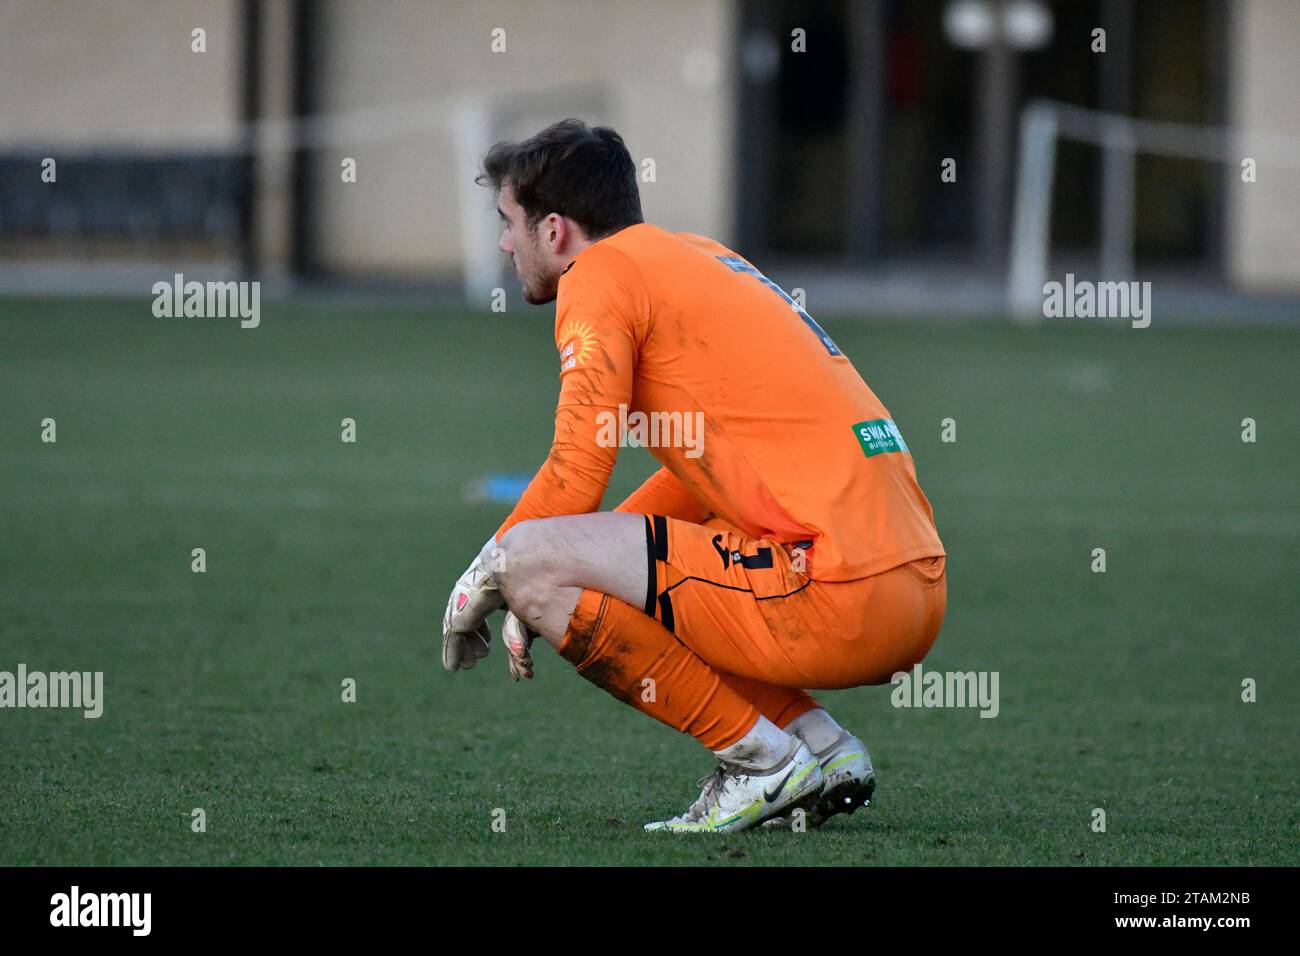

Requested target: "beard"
[
  {"left": 521, "top": 271, "right": 559, "bottom": 305},
  {"left": 516, "top": 238, "right": 560, "bottom": 304}
]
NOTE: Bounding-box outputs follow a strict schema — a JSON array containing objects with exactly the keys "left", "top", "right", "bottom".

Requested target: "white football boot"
[
  {"left": 644, "top": 739, "right": 823, "bottom": 833},
  {"left": 761, "top": 730, "right": 876, "bottom": 829}
]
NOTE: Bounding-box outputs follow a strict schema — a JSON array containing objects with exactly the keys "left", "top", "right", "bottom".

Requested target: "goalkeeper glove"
[
  {"left": 441, "top": 542, "right": 505, "bottom": 672},
  {"left": 502, "top": 610, "right": 538, "bottom": 681}
]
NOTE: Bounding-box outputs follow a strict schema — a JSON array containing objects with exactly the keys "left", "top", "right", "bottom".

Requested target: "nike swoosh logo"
[{"left": 763, "top": 767, "right": 797, "bottom": 802}]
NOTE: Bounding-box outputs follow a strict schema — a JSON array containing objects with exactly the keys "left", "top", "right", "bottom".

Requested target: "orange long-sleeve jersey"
[{"left": 494, "top": 223, "right": 944, "bottom": 581}]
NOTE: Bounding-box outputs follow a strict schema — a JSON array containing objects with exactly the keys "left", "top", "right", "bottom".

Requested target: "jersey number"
[{"left": 717, "top": 255, "right": 841, "bottom": 356}]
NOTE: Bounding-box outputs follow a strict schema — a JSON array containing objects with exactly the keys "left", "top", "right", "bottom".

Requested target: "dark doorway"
[{"left": 737, "top": 0, "right": 1226, "bottom": 272}]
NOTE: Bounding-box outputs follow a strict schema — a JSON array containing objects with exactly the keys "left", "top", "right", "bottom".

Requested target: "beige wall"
[
  {"left": 0, "top": 0, "right": 735, "bottom": 282},
  {"left": 1227, "top": 0, "right": 1300, "bottom": 292},
  {"left": 0, "top": 0, "right": 241, "bottom": 148},
  {"left": 309, "top": 0, "right": 737, "bottom": 278},
  {"left": 4, "top": 0, "right": 1299, "bottom": 295}
]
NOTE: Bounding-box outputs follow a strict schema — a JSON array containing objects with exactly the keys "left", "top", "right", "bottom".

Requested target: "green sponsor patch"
[{"left": 852, "top": 418, "right": 909, "bottom": 457}]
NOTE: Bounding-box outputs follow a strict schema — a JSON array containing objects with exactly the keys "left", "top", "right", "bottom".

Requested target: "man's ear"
[{"left": 543, "top": 213, "right": 568, "bottom": 253}]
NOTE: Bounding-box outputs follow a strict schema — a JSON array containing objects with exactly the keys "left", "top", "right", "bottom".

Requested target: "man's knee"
[
  {"left": 494, "top": 520, "right": 560, "bottom": 621},
  {"left": 494, "top": 513, "right": 647, "bottom": 626}
]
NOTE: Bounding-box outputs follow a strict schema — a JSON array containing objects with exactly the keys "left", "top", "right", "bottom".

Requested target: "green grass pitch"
[{"left": 1, "top": 297, "right": 1296, "bottom": 865}]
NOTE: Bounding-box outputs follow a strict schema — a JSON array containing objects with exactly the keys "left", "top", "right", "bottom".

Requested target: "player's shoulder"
[
  {"left": 559, "top": 224, "right": 655, "bottom": 290},
  {"left": 555, "top": 226, "right": 659, "bottom": 330},
  {"left": 559, "top": 224, "right": 740, "bottom": 307},
  {"left": 569, "top": 223, "right": 733, "bottom": 271}
]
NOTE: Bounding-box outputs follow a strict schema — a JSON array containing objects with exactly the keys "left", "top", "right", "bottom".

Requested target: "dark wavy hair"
[{"left": 476, "top": 119, "right": 643, "bottom": 240}]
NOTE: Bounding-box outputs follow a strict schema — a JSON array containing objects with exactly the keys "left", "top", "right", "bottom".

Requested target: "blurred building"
[{"left": 1, "top": 0, "right": 1298, "bottom": 297}]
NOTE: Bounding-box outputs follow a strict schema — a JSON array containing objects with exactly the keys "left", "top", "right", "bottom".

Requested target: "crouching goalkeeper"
[{"left": 442, "top": 120, "right": 946, "bottom": 833}]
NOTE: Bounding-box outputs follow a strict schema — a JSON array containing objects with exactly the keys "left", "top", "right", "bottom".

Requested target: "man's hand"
[
  {"left": 441, "top": 545, "right": 505, "bottom": 672},
  {"left": 502, "top": 611, "right": 539, "bottom": 681}
]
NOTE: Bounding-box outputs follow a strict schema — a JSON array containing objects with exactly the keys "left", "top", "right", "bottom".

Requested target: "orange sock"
[
  {"left": 557, "top": 589, "right": 759, "bottom": 750},
  {"left": 717, "top": 673, "right": 822, "bottom": 729}
]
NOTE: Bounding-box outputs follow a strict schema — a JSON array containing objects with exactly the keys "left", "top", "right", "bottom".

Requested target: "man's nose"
[{"left": 499, "top": 229, "right": 512, "bottom": 254}]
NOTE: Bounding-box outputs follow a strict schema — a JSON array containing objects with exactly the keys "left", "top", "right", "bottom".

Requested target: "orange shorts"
[{"left": 642, "top": 515, "right": 946, "bottom": 689}]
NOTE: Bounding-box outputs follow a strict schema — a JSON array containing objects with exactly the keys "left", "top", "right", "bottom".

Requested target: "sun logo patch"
[{"left": 557, "top": 318, "right": 597, "bottom": 373}]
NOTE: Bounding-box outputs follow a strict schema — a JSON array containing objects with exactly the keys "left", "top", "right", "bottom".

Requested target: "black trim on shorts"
[
  {"left": 652, "top": 515, "right": 668, "bottom": 561},
  {"left": 642, "top": 515, "right": 658, "bottom": 617},
  {"left": 657, "top": 591, "right": 676, "bottom": 633}
]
